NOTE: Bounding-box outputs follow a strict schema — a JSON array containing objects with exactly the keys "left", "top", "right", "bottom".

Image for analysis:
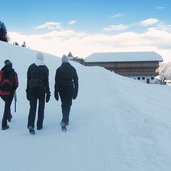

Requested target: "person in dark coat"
[
  {"left": 26, "top": 52, "right": 50, "bottom": 134},
  {"left": 0, "top": 60, "right": 18, "bottom": 130},
  {"left": 54, "top": 55, "right": 78, "bottom": 128}
]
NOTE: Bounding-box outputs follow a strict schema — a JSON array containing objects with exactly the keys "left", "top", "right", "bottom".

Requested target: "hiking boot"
[
  {"left": 60, "top": 122, "right": 67, "bottom": 132},
  {"left": 7, "top": 114, "right": 13, "bottom": 122},
  {"left": 60, "top": 121, "right": 66, "bottom": 127},
  {"left": 37, "top": 126, "right": 43, "bottom": 130},
  {"left": 28, "top": 126, "right": 35, "bottom": 135},
  {"left": 2, "top": 125, "right": 9, "bottom": 130}
]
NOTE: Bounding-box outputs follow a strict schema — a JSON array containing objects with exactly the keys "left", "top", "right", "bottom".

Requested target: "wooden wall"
[{"left": 85, "top": 61, "right": 159, "bottom": 76}]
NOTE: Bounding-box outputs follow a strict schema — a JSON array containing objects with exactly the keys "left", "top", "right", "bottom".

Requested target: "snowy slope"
[{"left": 0, "top": 41, "right": 171, "bottom": 171}]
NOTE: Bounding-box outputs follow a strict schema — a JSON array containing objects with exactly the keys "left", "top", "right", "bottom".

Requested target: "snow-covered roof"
[{"left": 85, "top": 51, "right": 163, "bottom": 62}]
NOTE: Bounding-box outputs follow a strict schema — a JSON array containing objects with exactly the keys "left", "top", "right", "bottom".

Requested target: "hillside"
[{"left": 0, "top": 41, "right": 171, "bottom": 171}]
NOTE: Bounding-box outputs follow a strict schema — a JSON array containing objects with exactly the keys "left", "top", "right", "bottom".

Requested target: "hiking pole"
[{"left": 14, "top": 91, "right": 17, "bottom": 112}]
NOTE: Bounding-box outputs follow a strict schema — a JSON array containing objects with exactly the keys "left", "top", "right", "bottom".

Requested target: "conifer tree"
[
  {"left": 0, "top": 21, "right": 9, "bottom": 42},
  {"left": 21, "top": 41, "right": 26, "bottom": 47},
  {"left": 13, "top": 42, "right": 19, "bottom": 46}
]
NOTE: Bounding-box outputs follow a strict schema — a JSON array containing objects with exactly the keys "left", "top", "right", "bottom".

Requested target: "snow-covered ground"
[{"left": 0, "top": 41, "right": 171, "bottom": 171}]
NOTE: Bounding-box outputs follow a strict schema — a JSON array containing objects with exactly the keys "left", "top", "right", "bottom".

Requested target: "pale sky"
[{"left": 1, "top": 0, "right": 171, "bottom": 62}]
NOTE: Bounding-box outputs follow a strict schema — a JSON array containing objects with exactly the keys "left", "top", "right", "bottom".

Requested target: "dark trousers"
[
  {"left": 60, "top": 93, "right": 72, "bottom": 125},
  {"left": 1, "top": 92, "right": 14, "bottom": 127},
  {"left": 28, "top": 91, "right": 45, "bottom": 129}
]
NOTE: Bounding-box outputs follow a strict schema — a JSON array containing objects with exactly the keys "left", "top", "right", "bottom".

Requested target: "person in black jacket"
[
  {"left": 54, "top": 55, "right": 78, "bottom": 128},
  {"left": 26, "top": 52, "right": 50, "bottom": 134},
  {"left": 0, "top": 60, "right": 18, "bottom": 130}
]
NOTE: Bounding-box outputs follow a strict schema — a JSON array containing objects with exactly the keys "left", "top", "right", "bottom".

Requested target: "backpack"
[
  {"left": 27, "top": 78, "right": 44, "bottom": 90},
  {"left": 27, "top": 65, "right": 45, "bottom": 90},
  {"left": 0, "top": 70, "right": 14, "bottom": 96}
]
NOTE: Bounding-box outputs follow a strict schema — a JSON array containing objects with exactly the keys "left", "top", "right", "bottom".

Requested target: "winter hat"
[
  {"left": 4, "top": 59, "right": 12, "bottom": 66},
  {"left": 35, "top": 52, "right": 45, "bottom": 66},
  {"left": 62, "top": 55, "right": 69, "bottom": 63},
  {"left": 36, "top": 52, "right": 44, "bottom": 61}
]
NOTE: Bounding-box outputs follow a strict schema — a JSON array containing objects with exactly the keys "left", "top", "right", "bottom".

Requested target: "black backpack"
[{"left": 27, "top": 65, "right": 45, "bottom": 90}]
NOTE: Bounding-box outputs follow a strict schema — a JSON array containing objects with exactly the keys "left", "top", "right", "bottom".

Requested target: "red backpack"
[{"left": 0, "top": 70, "right": 14, "bottom": 96}]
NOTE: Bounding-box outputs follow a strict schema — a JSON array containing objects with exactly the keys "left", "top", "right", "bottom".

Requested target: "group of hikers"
[{"left": 0, "top": 52, "right": 79, "bottom": 134}]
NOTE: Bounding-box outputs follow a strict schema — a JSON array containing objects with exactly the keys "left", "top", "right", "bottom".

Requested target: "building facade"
[{"left": 85, "top": 52, "right": 163, "bottom": 83}]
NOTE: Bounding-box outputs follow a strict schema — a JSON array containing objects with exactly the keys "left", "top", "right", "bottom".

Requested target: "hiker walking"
[
  {"left": 26, "top": 52, "right": 50, "bottom": 134},
  {"left": 0, "top": 60, "right": 18, "bottom": 130},
  {"left": 54, "top": 55, "right": 78, "bottom": 131}
]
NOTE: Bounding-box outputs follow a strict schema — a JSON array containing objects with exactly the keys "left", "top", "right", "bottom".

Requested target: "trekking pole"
[{"left": 14, "top": 91, "right": 17, "bottom": 112}]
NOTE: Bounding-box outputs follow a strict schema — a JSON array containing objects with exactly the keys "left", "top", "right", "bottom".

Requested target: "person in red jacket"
[{"left": 0, "top": 60, "right": 18, "bottom": 130}]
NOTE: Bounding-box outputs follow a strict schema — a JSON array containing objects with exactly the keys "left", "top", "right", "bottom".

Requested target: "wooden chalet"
[{"left": 85, "top": 51, "right": 163, "bottom": 83}]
